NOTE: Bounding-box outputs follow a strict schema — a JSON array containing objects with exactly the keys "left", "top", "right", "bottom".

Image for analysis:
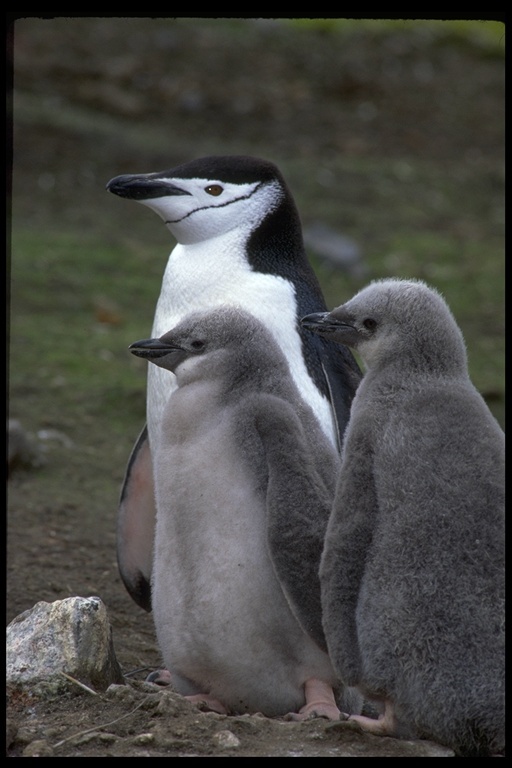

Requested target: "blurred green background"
[{"left": 9, "top": 16, "right": 505, "bottom": 462}]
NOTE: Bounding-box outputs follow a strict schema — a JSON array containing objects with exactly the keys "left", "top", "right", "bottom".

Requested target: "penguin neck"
[
  {"left": 156, "top": 230, "right": 251, "bottom": 320},
  {"left": 164, "top": 218, "right": 250, "bottom": 247}
]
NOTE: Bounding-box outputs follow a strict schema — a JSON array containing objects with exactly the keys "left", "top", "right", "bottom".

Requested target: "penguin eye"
[
  {"left": 363, "top": 318, "right": 377, "bottom": 331},
  {"left": 205, "top": 184, "right": 223, "bottom": 196},
  {"left": 190, "top": 340, "right": 205, "bottom": 350}
]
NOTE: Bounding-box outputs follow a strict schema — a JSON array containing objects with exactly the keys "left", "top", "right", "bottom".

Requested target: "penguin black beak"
[
  {"left": 129, "top": 338, "right": 185, "bottom": 360},
  {"left": 301, "top": 311, "right": 330, "bottom": 329},
  {"left": 301, "top": 312, "right": 355, "bottom": 335},
  {"left": 107, "top": 173, "right": 191, "bottom": 201}
]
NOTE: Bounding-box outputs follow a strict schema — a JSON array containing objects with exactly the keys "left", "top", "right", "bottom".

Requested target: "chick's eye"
[
  {"left": 363, "top": 318, "right": 377, "bottom": 330},
  {"left": 205, "top": 184, "right": 223, "bottom": 196},
  {"left": 191, "top": 340, "right": 205, "bottom": 350}
]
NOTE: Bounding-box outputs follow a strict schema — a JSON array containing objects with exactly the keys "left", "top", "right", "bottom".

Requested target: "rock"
[
  {"left": 7, "top": 419, "right": 46, "bottom": 474},
  {"left": 6, "top": 596, "right": 124, "bottom": 696},
  {"left": 22, "top": 739, "right": 55, "bottom": 757},
  {"left": 6, "top": 718, "right": 18, "bottom": 750},
  {"left": 155, "top": 689, "right": 194, "bottom": 717},
  {"left": 105, "top": 682, "right": 139, "bottom": 703},
  {"left": 132, "top": 733, "right": 154, "bottom": 745},
  {"left": 212, "top": 730, "right": 241, "bottom": 749},
  {"left": 36, "top": 427, "right": 74, "bottom": 449}
]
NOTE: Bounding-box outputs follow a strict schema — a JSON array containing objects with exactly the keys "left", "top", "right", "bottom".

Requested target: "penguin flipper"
[
  {"left": 253, "top": 397, "right": 332, "bottom": 651},
  {"left": 117, "top": 424, "right": 154, "bottom": 612}
]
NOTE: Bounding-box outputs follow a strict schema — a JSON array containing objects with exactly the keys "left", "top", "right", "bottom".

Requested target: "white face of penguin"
[{"left": 138, "top": 177, "right": 284, "bottom": 245}]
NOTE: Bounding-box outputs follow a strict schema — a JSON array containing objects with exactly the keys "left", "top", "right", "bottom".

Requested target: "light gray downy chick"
[{"left": 130, "top": 306, "right": 362, "bottom": 720}]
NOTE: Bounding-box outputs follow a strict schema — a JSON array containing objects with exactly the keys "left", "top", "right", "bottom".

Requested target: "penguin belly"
[{"left": 151, "top": 408, "right": 336, "bottom": 717}]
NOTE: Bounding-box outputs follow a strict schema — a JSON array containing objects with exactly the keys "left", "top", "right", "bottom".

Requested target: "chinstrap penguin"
[
  {"left": 107, "top": 155, "right": 362, "bottom": 611},
  {"left": 302, "top": 278, "right": 505, "bottom": 756},
  {"left": 129, "top": 306, "right": 360, "bottom": 719}
]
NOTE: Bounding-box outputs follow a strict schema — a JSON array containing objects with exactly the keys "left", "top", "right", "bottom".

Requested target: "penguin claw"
[
  {"left": 185, "top": 693, "right": 229, "bottom": 715},
  {"left": 290, "top": 677, "right": 343, "bottom": 720},
  {"left": 284, "top": 678, "right": 344, "bottom": 721},
  {"left": 347, "top": 699, "right": 398, "bottom": 736},
  {"left": 146, "top": 670, "right": 228, "bottom": 714},
  {"left": 284, "top": 703, "right": 344, "bottom": 722},
  {"left": 146, "top": 668, "right": 172, "bottom": 686}
]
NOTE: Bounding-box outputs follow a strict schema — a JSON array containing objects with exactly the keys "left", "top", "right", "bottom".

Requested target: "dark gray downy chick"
[
  {"left": 302, "top": 278, "right": 505, "bottom": 757},
  {"left": 130, "top": 306, "right": 362, "bottom": 720}
]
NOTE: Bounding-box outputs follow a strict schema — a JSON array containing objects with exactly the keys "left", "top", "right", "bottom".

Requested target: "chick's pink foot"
[
  {"left": 146, "top": 668, "right": 172, "bottom": 686},
  {"left": 146, "top": 669, "right": 228, "bottom": 714},
  {"left": 285, "top": 678, "right": 343, "bottom": 721},
  {"left": 349, "top": 698, "right": 398, "bottom": 735},
  {"left": 184, "top": 693, "right": 228, "bottom": 714}
]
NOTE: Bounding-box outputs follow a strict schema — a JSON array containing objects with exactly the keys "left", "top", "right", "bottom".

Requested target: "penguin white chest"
[{"left": 148, "top": 233, "right": 335, "bottom": 448}]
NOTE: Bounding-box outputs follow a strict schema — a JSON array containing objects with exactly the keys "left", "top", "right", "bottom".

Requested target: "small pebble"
[
  {"left": 212, "top": 729, "right": 241, "bottom": 749},
  {"left": 132, "top": 732, "right": 154, "bottom": 745},
  {"left": 23, "top": 739, "right": 55, "bottom": 757}
]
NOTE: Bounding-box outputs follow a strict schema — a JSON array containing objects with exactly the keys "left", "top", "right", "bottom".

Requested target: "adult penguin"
[
  {"left": 302, "top": 278, "right": 505, "bottom": 756},
  {"left": 107, "top": 155, "right": 362, "bottom": 611}
]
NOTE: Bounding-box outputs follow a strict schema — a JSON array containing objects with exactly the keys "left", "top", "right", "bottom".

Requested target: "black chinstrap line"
[{"left": 164, "top": 181, "right": 266, "bottom": 225}]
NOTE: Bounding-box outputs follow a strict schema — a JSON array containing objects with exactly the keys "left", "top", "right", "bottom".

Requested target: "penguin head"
[
  {"left": 302, "top": 278, "right": 467, "bottom": 373},
  {"left": 130, "top": 306, "right": 276, "bottom": 382},
  {"left": 107, "top": 155, "right": 287, "bottom": 245},
  {"left": 130, "top": 329, "right": 220, "bottom": 382}
]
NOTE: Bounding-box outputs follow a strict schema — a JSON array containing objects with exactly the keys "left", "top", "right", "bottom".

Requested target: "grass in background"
[
  {"left": 9, "top": 17, "right": 504, "bottom": 438},
  {"left": 8, "top": 231, "right": 156, "bottom": 435},
  {"left": 289, "top": 18, "right": 505, "bottom": 53},
  {"left": 9, "top": 209, "right": 504, "bottom": 435}
]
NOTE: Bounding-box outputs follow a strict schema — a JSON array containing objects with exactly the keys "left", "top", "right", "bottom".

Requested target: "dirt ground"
[{"left": 7, "top": 17, "right": 504, "bottom": 757}]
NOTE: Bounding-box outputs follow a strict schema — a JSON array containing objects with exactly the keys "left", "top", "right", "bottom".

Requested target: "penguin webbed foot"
[
  {"left": 348, "top": 698, "right": 398, "bottom": 736},
  {"left": 146, "top": 668, "right": 172, "bottom": 686},
  {"left": 184, "top": 693, "right": 229, "bottom": 715},
  {"left": 284, "top": 678, "right": 345, "bottom": 722},
  {"left": 146, "top": 668, "right": 228, "bottom": 714}
]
